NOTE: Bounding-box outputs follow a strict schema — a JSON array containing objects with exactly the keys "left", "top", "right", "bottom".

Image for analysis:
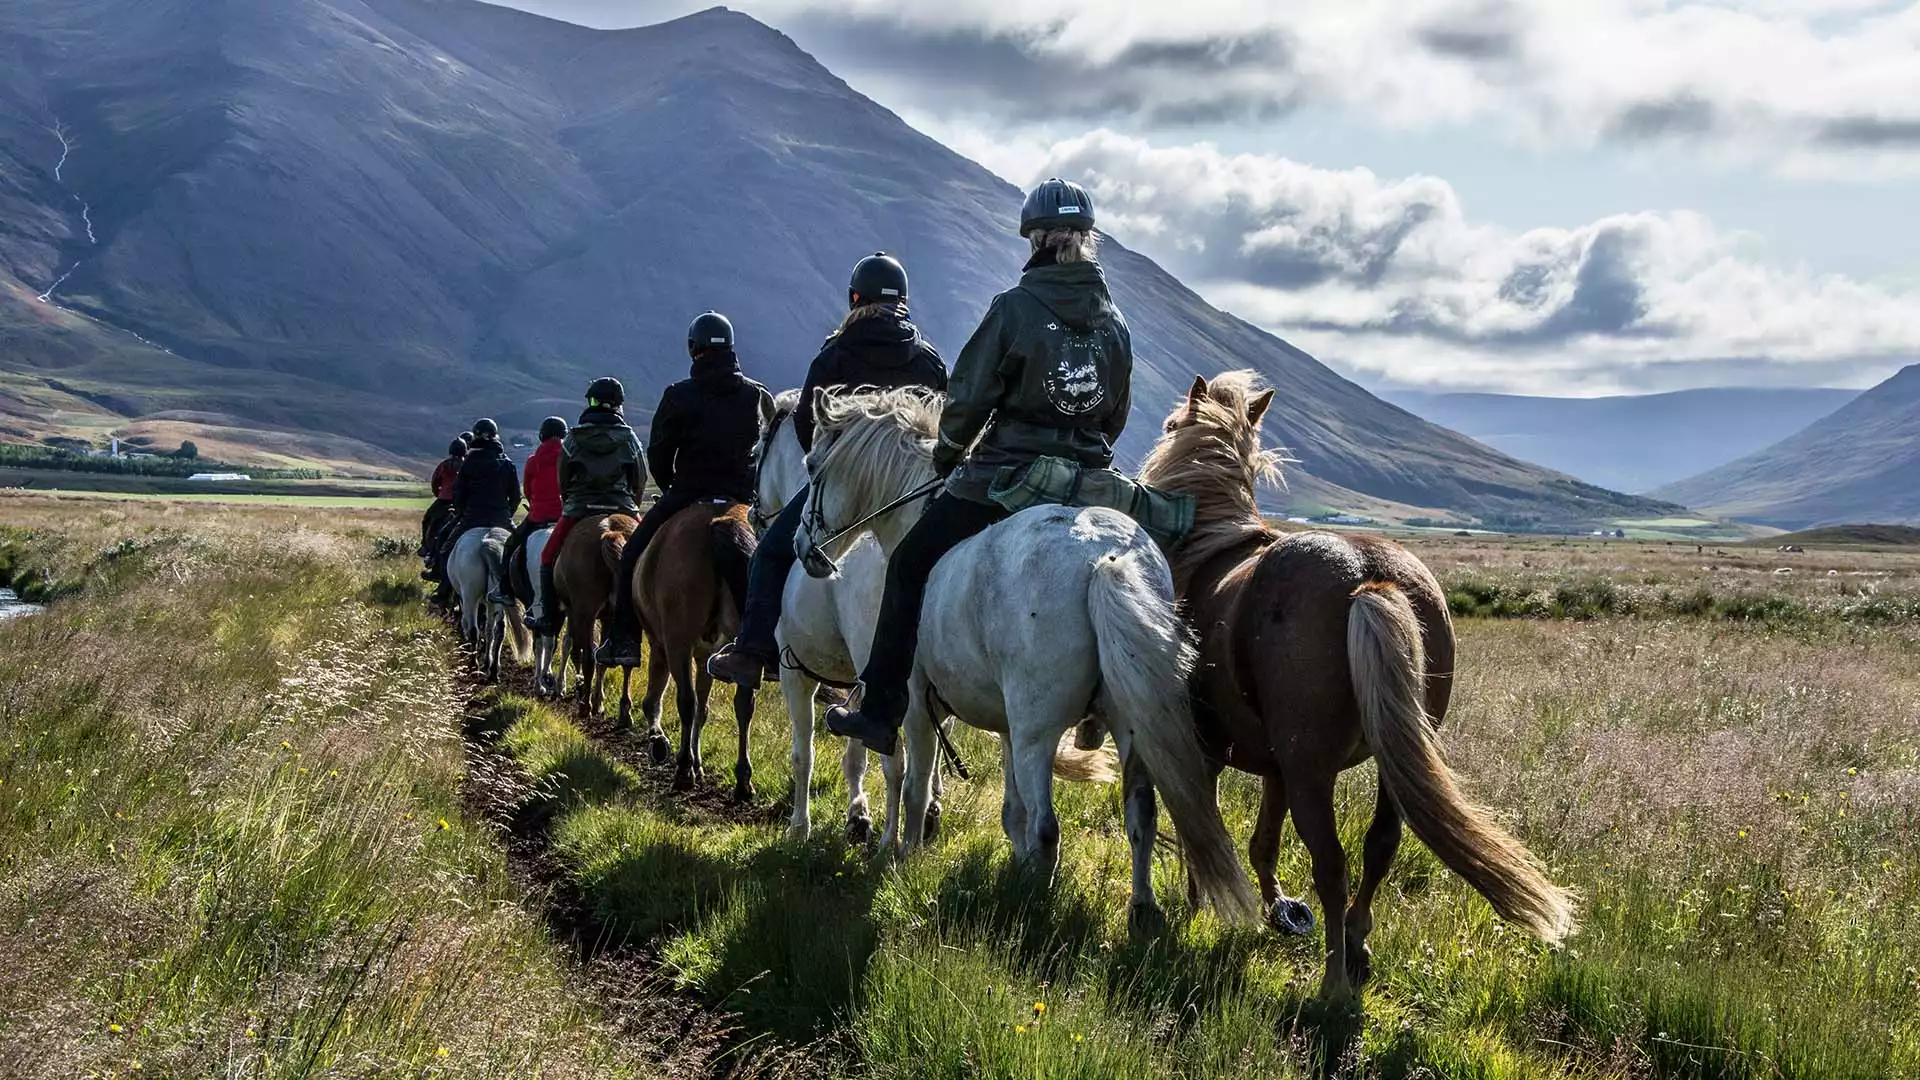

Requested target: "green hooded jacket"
[
  {"left": 935, "top": 258, "right": 1133, "bottom": 504},
  {"left": 559, "top": 407, "right": 646, "bottom": 517}
]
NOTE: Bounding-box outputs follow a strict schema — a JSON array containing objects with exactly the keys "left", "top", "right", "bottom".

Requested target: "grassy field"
[
  {"left": 0, "top": 467, "right": 432, "bottom": 508},
  {"left": 3, "top": 494, "right": 1916, "bottom": 1078}
]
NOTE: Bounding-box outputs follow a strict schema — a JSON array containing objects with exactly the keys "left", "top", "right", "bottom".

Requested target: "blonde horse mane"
[
  {"left": 807, "top": 386, "right": 945, "bottom": 533},
  {"left": 1138, "top": 370, "right": 1285, "bottom": 579}
]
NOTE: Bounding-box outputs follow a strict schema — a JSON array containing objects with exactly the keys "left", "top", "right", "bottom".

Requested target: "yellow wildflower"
[
  {"left": 437, "top": 1047, "right": 450, "bottom": 1058},
  {"left": 437, "top": 818, "right": 451, "bottom": 831},
  {"left": 1014, "top": 1025, "right": 1027, "bottom": 1034},
  {"left": 1033, "top": 1001, "right": 1046, "bottom": 1015},
  {"left": 108, "top": 1024, "right": 123, "bottom": 1034}
]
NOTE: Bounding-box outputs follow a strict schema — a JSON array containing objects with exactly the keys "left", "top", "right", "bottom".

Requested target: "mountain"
[
  {"left": 0, "top": 0, "right": 1674, "bottom": 526},
  {"left": 1653, "top": 365, "right": 1920, "bottom": 528},
  {"left": 1385, "top": 387, "right": 1859, "bottom": 493}
]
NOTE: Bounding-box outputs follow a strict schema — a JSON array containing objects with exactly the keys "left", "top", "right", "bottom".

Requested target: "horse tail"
[
  {"left": 599, "top": 525, "right": 627, "bottom": 575},
  {"left": 1048, "top": 731, "right": 1119, "bottom": 783},
  {"left": 1089, "top": 544, "right": 1257, "bottom": 923},
  {"left": 1348, "top": 582, "right": 1576, "bottom": 943}
]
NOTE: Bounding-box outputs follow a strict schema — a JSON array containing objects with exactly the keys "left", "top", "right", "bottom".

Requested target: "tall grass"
[{"left": 0, "top": 506, "right": 646, "bottom": 1078}]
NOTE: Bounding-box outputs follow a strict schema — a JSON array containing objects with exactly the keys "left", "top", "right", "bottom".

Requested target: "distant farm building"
[{"left": 188, "top": 472, "right": 251, "bottom": 482}]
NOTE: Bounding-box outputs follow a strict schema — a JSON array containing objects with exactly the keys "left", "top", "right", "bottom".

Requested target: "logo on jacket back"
[{"left": 1042, "top": 322, "right": 1107, "bottom": 416}]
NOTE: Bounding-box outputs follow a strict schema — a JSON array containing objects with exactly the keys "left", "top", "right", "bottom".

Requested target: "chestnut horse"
[
  {"left": 552, "top": 512, "right": 638, "bottom": 718},
  {"left": 1139, "top": 372, "right": 1575, "bottom": 997},
  {"left": 617, "top": 499, "right": 759, "bottom": 800}
]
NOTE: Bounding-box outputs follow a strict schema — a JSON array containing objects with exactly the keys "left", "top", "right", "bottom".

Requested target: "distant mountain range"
[
  {"left": 1654, "top": 365, "right": 1920, "bottom": 529},
  {"left": 1385, "top": 387, "right": 1859, "bottom": 494},
  {"left": 0, "top": 0, "right": 1675, "bottom": 526}
]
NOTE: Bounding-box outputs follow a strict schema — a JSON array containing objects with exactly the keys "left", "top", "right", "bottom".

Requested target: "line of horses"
[{"left": 441, "top": 370, "right": 1575, "bottom": 998}]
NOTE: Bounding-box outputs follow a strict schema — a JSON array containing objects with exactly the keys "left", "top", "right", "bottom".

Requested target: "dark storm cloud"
[{"left": 1815, "top": 116, "right": 1920, "bottom": 148}]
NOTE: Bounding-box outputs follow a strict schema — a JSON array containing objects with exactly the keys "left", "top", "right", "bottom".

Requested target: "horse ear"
[
  {"left": 1183, "top": 376, "right": 1208, "bottom": 419},
  {"left": 1246, "top": 389, "right": 1276, "bottom": 428}
]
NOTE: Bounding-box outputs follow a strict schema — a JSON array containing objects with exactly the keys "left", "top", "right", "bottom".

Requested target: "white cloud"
[{"left": 1040, "top": 131, "right": 1920, "bottom": 392}]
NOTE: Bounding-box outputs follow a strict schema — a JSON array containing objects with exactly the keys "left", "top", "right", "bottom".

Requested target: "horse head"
[{"left": 795, "top": 387, "right": 943, "bottom": 578}]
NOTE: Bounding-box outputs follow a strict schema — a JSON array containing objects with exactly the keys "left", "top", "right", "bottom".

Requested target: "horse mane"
[
  {"left": 810, "top": 386, "right": 944, "bottom": 506},
  {"left": 1138, "top": 370, "right": 1284, "bottom": 580}
]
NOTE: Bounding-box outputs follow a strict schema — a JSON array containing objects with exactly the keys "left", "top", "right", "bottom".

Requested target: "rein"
[{"left": 800, "top": 475, "right": 945, "bottom": 578}]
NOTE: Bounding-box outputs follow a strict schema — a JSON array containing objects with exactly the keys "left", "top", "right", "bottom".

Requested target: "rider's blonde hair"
[
  {"left": 836, "top": 300, "right": 907, "bottom": 335},
  {"left": 1030, "top": 227, "right": 1100, "bottom": 264}
]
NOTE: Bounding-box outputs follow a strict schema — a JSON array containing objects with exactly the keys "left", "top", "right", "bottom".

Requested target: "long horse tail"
[
  {"left": 599, "top": 524, "right": 627, "bottom": 575},
  {"left": 1088, "top": 544, "right": 1258, "bottom": 923},
  {"left": 1348, "top": 582, "right": 1576, "bottom": 943},
  {"left": 1048, "top": 732, "right": 1119, "bottom": 783}
]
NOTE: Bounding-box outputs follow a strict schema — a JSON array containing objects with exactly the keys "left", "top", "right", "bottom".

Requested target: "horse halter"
[{"left": 799, "top": 475, "right": 944, "bottom": 579}]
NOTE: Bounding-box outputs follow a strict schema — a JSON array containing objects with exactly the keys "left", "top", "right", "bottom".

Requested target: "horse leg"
[
  {"left": 695, "top": 663, "right": 715, "bottom": 790},
  {"left": 640, "top": 637, "right": 671, "bottom": 765},
  {"left": 670, "top": 647, "right": 701, "bottom": 792},
  {"left": 1343, "top": 786, "right": 1402, "bottom": 988},
  {"left": 783, "top": 671, "right": 820, "bottom": 840},
  {"left": 844, "top": 709, "right": 876, "bottom": 845},
  {"left": 897, "top": 691, "right": 940, "bottom": 856},
  {"left": 1114, "top": 728, "right": 1163, "bottom": 927},
  {"left": 616, "top": 665, "right": 635, "bottom": 730},
  {"left": 1253, "top": 775, "right": 1316, "bottom": 935},
  {"left": 923, "top": 719, "right": 947, "bottom": 842},
  {"left": 998, "top": 734, "right": 1029, "bottom": 860},
  {"left": 729, "top": 675, "right": 755, "bottom": 803},
  {"left": 1287, "top": 769, "right": 1353, "bottom": 997},
  {"left": 1009, "top": 723, "right": 1066, "bottom": 888}
]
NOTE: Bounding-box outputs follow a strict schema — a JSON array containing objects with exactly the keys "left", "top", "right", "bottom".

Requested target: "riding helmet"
[
  {"left": 447, "top": 438, "right": 468, "bottom": 458},
  {"left": 687, "top": 311, "right": 735, "bottom": 355},
  {"left": 1019, "top": 177, "right": 1096, "bottom": 237},
  {"left": 458, "top": 430, "right": 474, "bottom": 445},
  {"left": 849, "top": 252, "right": 909, "bottom": 306},
  {"left": 586, "top": 376, "right": 625, "bottom": 409},
  {"left": 471, "top": 418, "right": 499, "bottom": 441},
  {"left": 538, "top": 415, "right": 568, "bottom": 441}
]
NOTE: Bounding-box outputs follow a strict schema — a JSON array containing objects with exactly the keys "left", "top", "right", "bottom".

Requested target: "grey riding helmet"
[{"left": 1019, "top": 177, "right": 1096, "bottom": 236}]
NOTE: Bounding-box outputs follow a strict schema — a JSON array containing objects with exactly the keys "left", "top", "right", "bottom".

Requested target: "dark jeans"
[
  {"left": 734, "top": 487, "right": 807, "bottom": 658},
  {"left": 421, "top": 499, "right": 453, "bottom": 552},
  {"left": 858, "top": 493, "right": 1009, "bottom": 701},
  {"left": 611, "top": 490, "right": 704, "bottom": 627},
  {"left": 500, "top": 515, "right": 555, "bottom": 583}
]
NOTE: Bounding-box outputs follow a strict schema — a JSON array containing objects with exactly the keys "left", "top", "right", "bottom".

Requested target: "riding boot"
[
  {"left": 707, "top": 640, "right": 776, "bottom": 689},
  {"left": 595, "top": 611, "right": 644, "bottom": 669},
  {"left": 824, "top": 681, "right": 907, "bottom": 757},
  {"left": 529, "top": 564, "right": 560, "bottom": 633}
]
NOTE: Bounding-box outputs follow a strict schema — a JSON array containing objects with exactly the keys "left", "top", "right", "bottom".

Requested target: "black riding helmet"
[
  {"left": 447, "top": 438, "right": 468, "bottom": 458},
  {"left": 849, "top": 252, "right": 908, "bottom": 307},
  {"left": 586, "top": 377, "right": 625, "bottom": 410},
  {"left": 458, "top": 430, "right": 474, "bottom": 445},
  {"left": 687, "top": 311, "right": 734, "bottom": 356},
  {"left": 538, "top": 416, "right": 567, "bottom": 441},
  {"left": 1019, "top": 177, "right": 1096, "bottom": 237},
  {"left": 472, "top": 418, "right": 499, "bottom": 441}
]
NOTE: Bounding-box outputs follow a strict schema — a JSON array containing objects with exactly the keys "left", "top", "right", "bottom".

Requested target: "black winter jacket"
[
  {"left": 452, "top": 438, "right": 522, "bottom": 529},
  {"left": 795, "top": 309, "right": 948, "bottom": 452},
  {"left": 647, "top": 349, "right": 777, "bottom": 503}
]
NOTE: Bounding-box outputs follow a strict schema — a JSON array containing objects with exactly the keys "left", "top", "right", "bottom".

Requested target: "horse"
[
  {"left": 551, "top": 512, "right": 637, "bottom": 718},
  {"left": 510, "top": 526, "right": 563, "bottom": 696},
  {"left": 448, "top": 525, "right": 528, "bottom": 682},
  {"left": 795, "top": 388, "right": 1256, "bottom": 923},
  {"left": 618, "top": 499, "right": 758, "bottom": 798},
  {"left": 1138, "top": 372, "right": 1576, "bottom": 997}
]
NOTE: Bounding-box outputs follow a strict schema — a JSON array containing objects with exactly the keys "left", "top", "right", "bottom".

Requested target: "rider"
[
  {"left": 501, "top": 415, "right": 567, "bottom": 586},
  {"left": 420, "top": 436, "right": 468, "bottom": 563},
  {"left": 529, "top": 379, "right": 646, "bottom": 633},
  {"left": 597, "top": 312, "right": 776, "bottom": 667},
  {"left": 825, "top": 179, "right": 1133, "bottom": 755},
  {"left": 706, "top": 253, "right": 948, "bottom": 689},
  {"left": 441, "top": 418, "right": 522, "bottom": 604}
]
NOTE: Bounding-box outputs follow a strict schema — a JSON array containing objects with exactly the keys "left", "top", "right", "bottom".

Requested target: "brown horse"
[
  {"left": 616, "top": 499, "right": 759, "bottom": 799},
  {"left": 551, "top": 512, "right": 638, "bottom": 718},
  {"left": 1139, "top": 372, "right": 1575, "bottom": 997}
]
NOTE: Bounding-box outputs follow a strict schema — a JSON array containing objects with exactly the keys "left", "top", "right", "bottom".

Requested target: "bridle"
[{"left": 799, "top": 472, "right": 945, "bottom": 579}]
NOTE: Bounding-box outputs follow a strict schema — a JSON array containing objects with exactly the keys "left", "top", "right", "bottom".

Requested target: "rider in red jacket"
[{"left": 501, "top": 417, "right": 567, "bottom": 582}]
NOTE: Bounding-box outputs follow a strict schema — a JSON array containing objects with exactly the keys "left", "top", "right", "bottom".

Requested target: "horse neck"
[
  {"left": 761, "top": 420, "right": 806, "bottom": 509},
  {"left": 824, "top": 419, "right": 937, "bottom": 556}
]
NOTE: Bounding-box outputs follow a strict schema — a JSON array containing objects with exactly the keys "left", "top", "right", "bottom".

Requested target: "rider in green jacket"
[{"left": 826, "top": 178, "right": 1133, "bottom": 756}]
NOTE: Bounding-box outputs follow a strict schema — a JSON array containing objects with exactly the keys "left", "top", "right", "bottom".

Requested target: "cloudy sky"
[{"left": 498, "top": 0, "right": 1920, "bottom": 396}]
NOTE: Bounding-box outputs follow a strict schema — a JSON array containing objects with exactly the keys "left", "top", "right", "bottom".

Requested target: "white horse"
[
  {"left": 519, "top": 526, "right": 564, "bottom": 696},
  {"left": 755, "top": 391, "right": 904, "bottom": 843},
  {"left": 449, "top": 526, "right": 528, "bottom": 682},
  {"left": 795, "top": 389, "right": 1257, "bottom": 922}
]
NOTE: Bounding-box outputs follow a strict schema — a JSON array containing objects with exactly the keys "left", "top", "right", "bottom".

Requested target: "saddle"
[{"left": 987, "top": 455, "right": 1196, "bottom": 550}]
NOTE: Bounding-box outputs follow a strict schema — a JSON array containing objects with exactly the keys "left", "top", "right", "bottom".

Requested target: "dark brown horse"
[
  {"left": 551, "top": 512, "right": 637, "bottom": 719},
  {"left": 617, "top": 499, "right": 759, "bottom": 799},
  {"left": 1140, "top": 372, "right": 1575, "bottom": 997}
]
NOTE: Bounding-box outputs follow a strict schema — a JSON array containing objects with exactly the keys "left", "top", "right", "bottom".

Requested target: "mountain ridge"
[{"left": 0, "top": 0, "right": 1674, "bottom": 525}]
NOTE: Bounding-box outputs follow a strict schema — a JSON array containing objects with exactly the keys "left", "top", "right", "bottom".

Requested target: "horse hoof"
[
  {"left": 786, "top": 821, "right": 811, "bottom": 843},
  {"left": 1268, "top": 897, "right": 1315, "bottom": 936},
  {"left": 922, "top": 802, "right": 943, "bottom": 843},
  {"left": 1345, "top": 938, "right": 1374, "bottom": 988},
  {"left": 733, "top": 781, "right": 756, "bottom": 805},
  {"left": 671, "top": 769, "right": 695, "bottom": 793},
  {"left": 1128, "top": 901, "right": 1168, "bottom": 937},
  {"left": 845, "top": 815, "right": 872, "bottom": 846},
  {"left": 647, "top": 735, "right": 673, "bottom": 767}
]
